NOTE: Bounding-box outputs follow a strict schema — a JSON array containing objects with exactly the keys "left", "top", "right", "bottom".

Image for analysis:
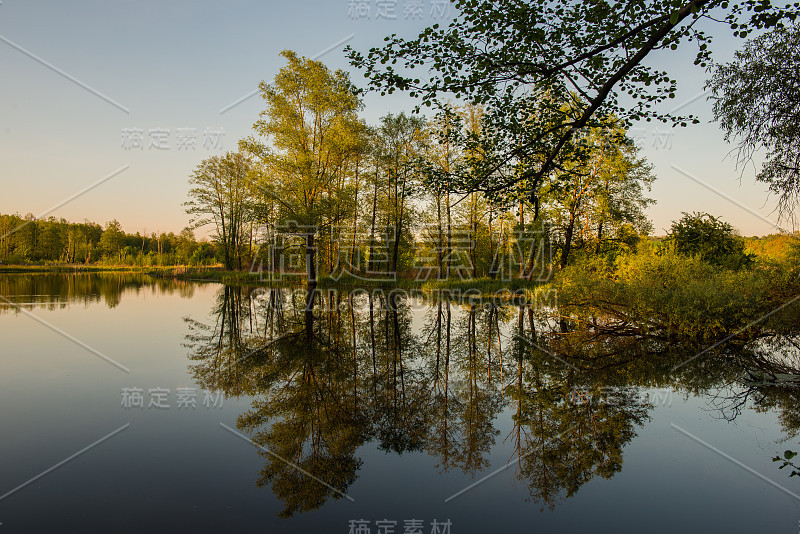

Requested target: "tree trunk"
[
  {"left": 596, "top": 220, "right": 603, "bottom": 254},
  {"left": 351, "top": 158, "right": 360, "bottom": 263},
  {"left": 519, "top": 201, "right": 525, "bottom": 278},
  {"left": 369, "top": 176, "right": 378, "bottom": 273},
  {"left": 470, "top": 193, "right": 478, "bottom": 278},
  {"left": 446, "top": 189, "right": 452, "bottom": 279},
  {"left": 488, "top": 204, "right": 495, "bottom": 280},
  {"left": 436, "top": 192, "right": 444, "bottom": 278},
  {"left": 391, "top": 176, "right": 406, "bottom": 275},
  {"left": 560, "top": 213, "right": 576, "bottom": 269},
  {"left": 306, "top": 232, "right": 317, "bottom": 286}
]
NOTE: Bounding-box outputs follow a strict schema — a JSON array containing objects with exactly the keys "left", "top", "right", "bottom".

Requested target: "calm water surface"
[{"left": 0, "top": 273, "right": 798, "bottom": 533}]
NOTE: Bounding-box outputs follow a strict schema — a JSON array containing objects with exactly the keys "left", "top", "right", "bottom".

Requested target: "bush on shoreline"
[{"left": 548, "top": 238, "right": 799, "bottom": 341}]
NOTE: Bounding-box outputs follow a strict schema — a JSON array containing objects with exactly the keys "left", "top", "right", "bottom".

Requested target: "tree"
[
  {"left": 176, "top": 227, "right": 198, "bottom": 265},
  {"left": 540, "top": 125, "right": 655, "bottom": 267},
  {"left": 663, "top": 211, "right": 753, "bottom": 268},
  {"left": 378, "top": 112, "right": 425, "bottom": 274},
  {"left": 241, "top": 50, "right": 364, "bottom": 286},
  {"left": 349, "top": 0, "right": 798, "bottom": 199},
  {"left": 707, "top": 23, "right": 800, "bottom": 221},
  {"left": 421, "top": 109, "right": 461, "bottom": 278},
  {"left": 37, "top": 217, "right": 66, "bottom": 261},
  {"left": 588, "top": 147, "right": 656, "bottom": 253},
  {"left": 99, "top": 219, "right": 124, "bottom": 263},
  {"left": 185, "top": 151, "right": 255, "bottom": 270}
]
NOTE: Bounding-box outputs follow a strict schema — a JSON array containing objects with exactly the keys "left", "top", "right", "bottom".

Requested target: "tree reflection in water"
[
  {"left": 0, "top": 272, "right": 197, "bottom": 311},
  {"left": 184, "top": 285, "right": 800, "bottom": 516}
]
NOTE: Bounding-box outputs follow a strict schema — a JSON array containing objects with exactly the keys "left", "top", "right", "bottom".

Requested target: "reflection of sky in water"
[{"left": 0, "top": 274, "right": 798, "bottom": 533}]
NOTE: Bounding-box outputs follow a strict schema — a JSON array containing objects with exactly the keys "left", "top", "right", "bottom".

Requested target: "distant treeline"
[
  {"left": 743, "top": 234, "right": 799, "bottom": 260},
  {"left": 0, "top": 213, "right": 218, "bottom": 266}
]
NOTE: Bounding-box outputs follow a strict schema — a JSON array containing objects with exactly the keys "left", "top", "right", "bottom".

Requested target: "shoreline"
[{"left": 0, "top": 264, "right": 546, "bottom": 297}]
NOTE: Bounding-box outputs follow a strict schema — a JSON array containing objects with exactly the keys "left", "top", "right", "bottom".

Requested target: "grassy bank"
[{"left": 0, "top": 264, "right": 160, "bottom": 274}]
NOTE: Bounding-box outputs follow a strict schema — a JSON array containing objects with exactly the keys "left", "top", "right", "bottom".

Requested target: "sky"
[{"left": 0, "top": 0, "right": 789, "bottom": 238}]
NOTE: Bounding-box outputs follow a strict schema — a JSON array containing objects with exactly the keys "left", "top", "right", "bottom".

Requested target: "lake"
[{"left": 0, "top": 273, "right": 798, "bottom": 533}]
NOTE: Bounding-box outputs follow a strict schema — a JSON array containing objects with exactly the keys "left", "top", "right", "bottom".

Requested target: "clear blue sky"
[{"left": 0, "top": 0, "right": 786, "bottom": 237}]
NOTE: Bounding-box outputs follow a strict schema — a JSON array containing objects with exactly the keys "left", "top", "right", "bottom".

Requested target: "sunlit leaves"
[{"left": 348, "top": 1, "right": 799, "bottom": 196}]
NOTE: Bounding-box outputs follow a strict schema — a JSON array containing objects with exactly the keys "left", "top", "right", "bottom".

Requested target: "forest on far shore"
[
  {"left": 0, "top": 214, "right": 216, "bottom": 267},
  {"left": 0, "top": 210, "right": 796, "bottom": 272}
]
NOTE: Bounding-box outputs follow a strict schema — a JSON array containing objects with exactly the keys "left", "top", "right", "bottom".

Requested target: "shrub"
[
  {"left": 553, "top": 248, "right": 776, "bottom": 341},
  {"left": 661, "top": 212, "right": 753, "bottom": 269}
]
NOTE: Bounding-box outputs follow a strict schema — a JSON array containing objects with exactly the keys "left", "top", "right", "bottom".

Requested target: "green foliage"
[
  {"left": 538, "top": 121, "right": 656, "bottom": 267},
  {"left": 238, "top": 50, "right": 366, "bottom": 281},
  {"left": 376, "top": 112, "right": 427, "bottom": 273},
  {"left": 99, "top": 220, "right": 125, "bottom": 261},
  {"left": 707, "top": 23, "right": 800, "bottom": 217},
  {"left": 0, "top": 212, "right": 215, "bottom": 267},
  {"left": 185, "top": 151, "right": 256, "bottom": 270},
  {"left": 552, "top": 246, "right": 783, "bottom": 341},
  {"left": 349, "top": 0, "right": 799, "bottom": 192},
  {"left": 788, "top": 236, "right": 800, "bottom": 269},
  {"left": 242, "top": 50, "right": 363, "bottom": 229},
  {"left": 661, "top": 212, "right": 754, "bottom": 269},
  {"left": 167, "top": 48, "right": 670, "bottom": 284},
  {"left": 744, "top": 233, "right": 799, "bottom": 260},
  {"left": 773, "top": 450, "right": 800, "bottom": 478}
]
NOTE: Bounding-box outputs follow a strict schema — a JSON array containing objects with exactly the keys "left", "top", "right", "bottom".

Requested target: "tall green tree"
[
  {"left": 185, "top": 151, "right": 255, "bottom": 270},
  {"left": 420, "top": 110, "right": 461, "bottom": 277},
  {"left": 540, "top": 125, "right": 655, "bottom": 267},
  {"left": 99, "top": 219, "right": 125, "bottom": 263},
  {"left": 241, "top": 50, "right": 364, "bottom": 285},
  {"left": 378, "top": 112, "right": 425, "bottom": 274}
]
